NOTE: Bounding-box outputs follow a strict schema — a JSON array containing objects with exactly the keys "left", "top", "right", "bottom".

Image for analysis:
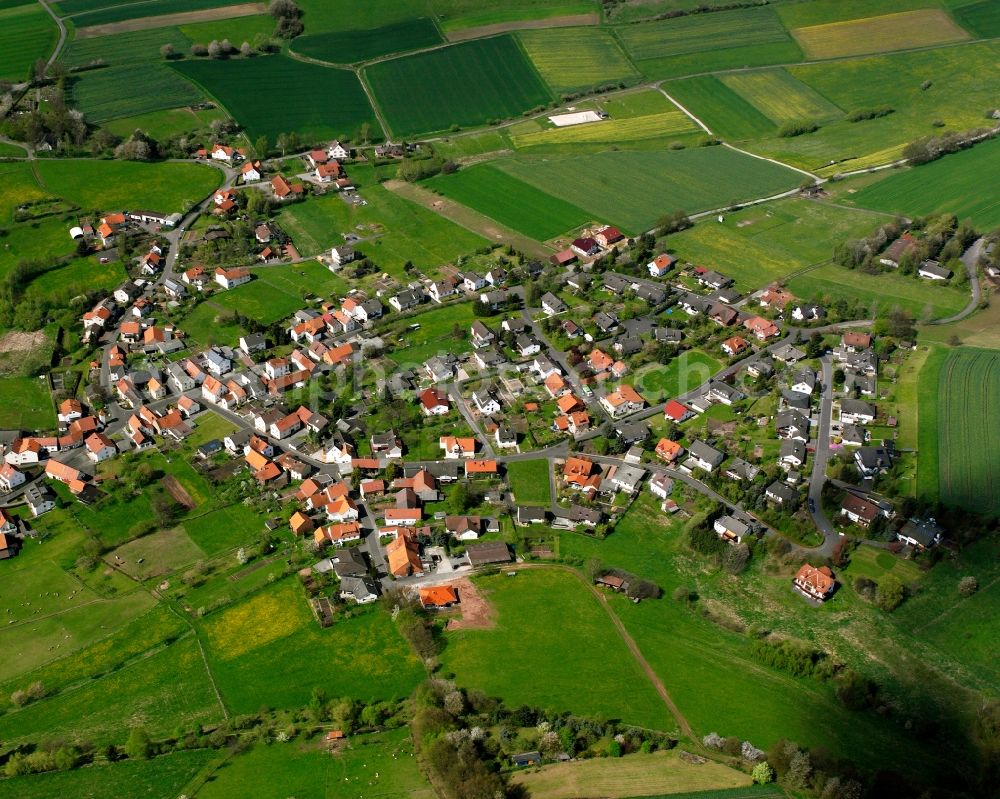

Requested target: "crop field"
[
  {"left": 791, "top": 10, "right": 970, "bottom": 59},
  {"left": 62, "top": 26, "right": 193, "bottom": 67},
  {"left": 511, "top": 111, "right": 696, "bottom": 148},
  {"left": 635, "top": 350, "right": 721, "bottom": 402},
  {"left": 850, "top": 138, "right": 1000, "bottom": 229},
  {"left": 278, "top": 172, "right": 487, "bottom": 276},
  {"left": 742, "top": 42, "right": 1000, "bottom": 172},
  {"left": 511, "top": 750, "right": 751, "bottom": 799},
  {"left": 68, "top": 0, "right": 257, "bottom": 26},
  {"left": 432, "top": 0, "right": 599, "bottom": 32},
  {"left": 954, "top": 0, "right": 1000, "bottom": 36},
  {"left": 174, "top": 55, "right": 379, "bottom": 142},
  {"left": 663, "top": 76, "right": 775, "bottom": 140},
  {"left": 0, "top": 376, "right": 53, "bottom": 429},
  {"left": 178, "top": 13, "right": 274, "bottom": 43},
  {"left": 442, "top": 569, "right": 676, "bottom": 730},
  {"left": 0, "top": 636, "right": 221, "bottom": 745},
  {"left": 935, "top": 348, "right": 1000, "bottom": 515},
  {"left": 294, "top": 0, "right": 430, "bottom": 33},
  {"left": 35, "top": 159, "right": 220, "bottom": 213},
  {"left": 70, "top": 62, "right": 205, "bottom": 122},
  {"left": 428, "top": 163, "right": 592, "bottom": 241},
  {"left": 0, "top": 3, "right": 58, "bottom": 82},
  {"left": 788, "top": 263, "right": 968, "bottom": 320},
  {"left": 721, "top": 69, "right": 842, "bottom": 124},
  {"left": 496, "top": 147, "right": 800, "bottom": 235},
  {"left": 615, "top": 7, "right": 802, "bottom": 79},
  {"left": 519, "top": 27, "right": 639, "bottom": 92},
  {"left": 292, "top": 18, "right": 443, "bottom": 64},
  {"left": 202, "top": 580, "right": 425, "bottom": 712},
  {"left": 195, "top": 728, "right": 434, "bottom": 799},
  {"left": 665, "top": 198, "right": 885, "bottom": 290},
  {"left": 3, "top": 750, "right": 215, "bottom": 799},
  {"left": 364, "top": 36, "right": 552, "bottom": 137},
  {"left": 507, "top": 458, "right": 552, "bottom": 505}
]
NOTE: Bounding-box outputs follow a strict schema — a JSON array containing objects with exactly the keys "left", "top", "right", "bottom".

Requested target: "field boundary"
[
  {"left": 445, "top": 13, "right": 600, "bottom": 42},
  {"left": 74, "top": 3, "right": 266, "bottom": 38}
]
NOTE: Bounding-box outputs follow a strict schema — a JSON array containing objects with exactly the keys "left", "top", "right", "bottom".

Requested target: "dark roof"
[{"left": 466, "top": 541, "right": 512, "bottom": 566}]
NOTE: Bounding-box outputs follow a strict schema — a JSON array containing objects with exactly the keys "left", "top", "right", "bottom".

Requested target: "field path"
[
  {"left": 37, "top": 0, "right": 66, "bottom": 69},
  {"left": 383, "top": 178, "right": 554, "bottom": 259},
  {"left": 444, "top": 13, "right": 600, "bottom": 42}
]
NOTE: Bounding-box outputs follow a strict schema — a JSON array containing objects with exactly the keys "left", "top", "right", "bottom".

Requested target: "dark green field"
[
  {"left": 953, "top": 0, "right": 1000, "bottom": 36},
  {"left": 850, "top": 138, "right": 1000, "bottom": 229},
  {"left": 292, "top": 17, "right": 443, "bottom": 64},
  {"left": 365, "top": 35, "right": 552, "bottom": 137},
  {"left": 69, "top": 63, "right": 204, "bottom": 122},
  {"left": 173, "top": 55, "right": 380, "bottom": 142},
  {"left": 428, "top": 162, "right": 592, "bottom": 240},
  {"left": 665, "top": 75, "right": 775, "bottom": 140},
  {"left": 68, "top": 0, "right": 253, "bottom": 25},
  {"left": 0, "top": 2, "right": 59, "bottom": 83}
]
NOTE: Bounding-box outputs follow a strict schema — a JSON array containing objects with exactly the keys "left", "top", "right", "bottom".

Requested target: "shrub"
[
  {"left": 752, "top": 761, "right": 775, "bottom": 784},
  {"left": 958, "top": 576, "right": 978, "bottom": 597},
  {"left": 846, "top": 105, "right": 893, "bottom": 122},
  {"left": 777, "top": 120, "right": 818, "bottom": 138},
  {"left": 875, "top": 574, "right": 904, "bottom": 611}
]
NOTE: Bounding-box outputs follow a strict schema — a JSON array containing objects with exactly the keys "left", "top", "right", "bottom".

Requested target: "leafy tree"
[
  {"left": 875, "top": 573, "right": 904, "bottom": 611},
  {"left": 125, "top": 727, "right": 153, "bottom": 760},
  {"left": 160, "top": 43, "right": 174, "bottom": 59},
  {"left": 752, "top": 762, "right": 776, "bottom": 784}
]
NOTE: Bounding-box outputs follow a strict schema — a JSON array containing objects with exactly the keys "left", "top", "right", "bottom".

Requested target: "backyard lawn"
[{"left": 506, "top": 458, "right": 552, "bottom": 505}]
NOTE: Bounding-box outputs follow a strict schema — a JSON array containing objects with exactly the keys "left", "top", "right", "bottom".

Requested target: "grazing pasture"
[
  {"left": 953, "top": 0, "right": 1000, "bottom": 37},
  {"left": 173, "top": 55, "right": 379, "bottom": 142},
  {"left": 2, "top": 751, "right": 215, "bottom": 799},
  {"left": 936, "top": 348, "right": 1000, "bottom": 515},
  {"left": 69, "top": 63, "right": 204, "bottom": 122},
  {"left": 519, "top": 27, "right": 639, "bottom": 92},
  {"left": 292, "top": 18, "right": 443, "bottom": 64},
  {"left": 0, "top": 3, "right": 59, "bottom": 82},
  {"left": 201, "top": 579, "right": 425, "bottom": 712},
  {"left": 428, "top": 163, "right": 592, "bottom": 241},
  {"left": 664, "top": 76, "right": 776, "bottom": 140},
  {"left": 364, "top": 36, "right": 552, "bottom": 137},
  {"left": 496, "top": 147, "right": 800, "bottom": 234},
  {"left": 442, "top": 569, "right": 675, "bottom": 730},
  {"left": 195, "top": 728, "right": 434, "bottom": 799},
  {"left": 790, "top": 10, "right": 970, "bottom": 59},
  {"left": 510, "top": 750, "right": 752, "bottom": 799},
  {"left": 615, "top": 7, "right": 802, "bottom": 79},
  {"left": 506, "top": 458, "right": 553, "bottom": 505},
  {"left": 721, "top": 69, "right": 842, "bottom": 124},
  {"left": 850, "top": 138, "right": 1000, "bottom": 229},
  {"left": 511, "top": 111, "right": 696, "bottom": 148}
]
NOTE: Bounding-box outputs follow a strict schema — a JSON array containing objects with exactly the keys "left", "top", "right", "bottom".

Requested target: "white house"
[
  {"left": 85, "top": 433, "right": 117, "bottom": 463},
  {"left": 215, "top": 267, "right": 251, "bottom": 290}
]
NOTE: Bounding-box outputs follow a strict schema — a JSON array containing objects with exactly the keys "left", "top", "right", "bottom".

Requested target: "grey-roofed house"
[
  {"left": 613, "top": 336, "right": 642, "bottom": 357},
  {"left": 779, "top": 439, "right": 807, "bottom": 469},
  {"left": 772, "top": 343, "right": 806, "bottom": 363},
  {"left": 686, "top": 440, "right": 724, "bottom": 473},
  {"left": 776, "top": 409, "right": 809, "bottom": 441},
  {"left": 765, "top": 480, "right": 799, "bottom": 506},
  {"left": 609, "top": 464, "right": 645, "bottom": 494},
  {"left": 724, "top": 458, "right": 760, "bottom": 482},
  {"left": 897, "top": 517, "right": 943, "bottom": 549},
  {"left": 713, "top": 514, "right": 749, "bottom": 543},
  {"left": 845, "top": 372, "right": 876, "bottom": 397},
  {"left": 331, "top": 547, "right": 368, "bottom": 578},
  {"left": 517, "top": 506, "right": 547, "bottom": 526},
  {"left": 594, "top": 311, "right": 619, "bottom": 334},
  {"left": 614, "top": 419, "right": 649, "bottom": 445},
  {"left": 466, "top": 541, "right": 513, "bottom": 566},
  {"left": 540, "top": 292, "right": 567, "bottom": 316},
  {"left": 339, "top": 575, "right": 380, "bottom": 604},
  {"left": 781, "top": 389, "right": 811, "bottom": 411},
  {"left": 655, "top": 327, "right": 684, "bottom": 343},
  {"left": 855, "top": 445, "right": 892, "bottom": 477}
]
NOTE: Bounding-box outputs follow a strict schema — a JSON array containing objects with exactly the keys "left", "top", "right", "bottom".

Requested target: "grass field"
[
  {"left": 665, "top": 198, "right": 886, "bottom": 290},
  {"left": 496, "top": 147, "right": 800, "bottom": 235},
  {"left": 385, "top": 302, "right": 478, "bottom": 366},
  {"left": 935, "top": 348, "right": 1000, "bottom": 515},
  {"left": 511, "top": 111, "right": 697, "bottom": 148},
  {"left": 433, "top": 0, "right": 599, "bottom": 31},
  {"left": 721, "top": 69, "right": 842, "bottom": 125},
  {"left": 102, "top": 105, "right": 227, "bottom": 139},
  {"left": 664, "top": 77, "right": 775, "bottom": 141},
  {"left": 294, "top": 0, "right": 430, "bottom": 32},
  {"left": 365, "top": 36, "right": 552, "bottom": 137},
  {"left": 519, "top": 27, "right": 639, "bottom": 93},
  {"left": 0, "top": 376, "right": 53, "bottom": 429},
  {"left": 635, "top": 350, "right": 721, "bottom": 402},
  {"left": 62, "top": 25, "right": 193, "bottom": 67},
  {"left": 68, "top": 0, "right": 256, "bottom": 26},
  {"left": 69, "top": 63, "right": 205, "bottom": 122},
  {"left": 201, "top": 579, "right": 425, "bottom": 712},
  {"left": 195, "top": 728, "right": 434, "bottom": 799},
  {"left": 442, "top": 569, "right": 676, "bottom": 730},
  {"left": 511, "top": 750, "right": 751, "bottom": 799},
  {"left": 35, "top": 158, "right": 219, "bottom": 213},
  {"left": 791, "top": 9, "right": 970, "bottom": 59},
  {"left": 173, "top": 55, "right": 379, "bottom": 142},
  {"left": 788, "top": 263, "right": 969, "bottom": 320},
  {"left": 506, "top": 458, "right": 552, "bottom": 505},
  {"left": 292, "top": 18, "right": 443, "bottom": 64},
  {"left": 850, "top": 138, "right": 1000, "bottom": 229},
  {"left": 207, "top": 265, "right": 347, "bottom": 327},
  {"left": 179, "top": 13, "right": 275, "bottom": 44},
  {"left": 0, "top": 636, "right": 221, "bottom": 745},
  {"left": 0, "top": 3, "right": 58, "bottom": 82},
  {"left": 953, "top": 0, "right": 1000, "bottom": 36},
  {"left": 428, "top": 163, "right": 592, "bottom": 241},
  {"left": 2, "top": 750, "right": 216, "bottom": 799},
  {"left": 615, "top": 6, "right": 802, "bottom": 79}
]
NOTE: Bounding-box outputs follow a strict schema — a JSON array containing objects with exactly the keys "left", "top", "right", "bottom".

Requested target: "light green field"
[
  {"left": 102, "top": 105, "right": 227, "bottom": 139},
  {"left": 179, "top": 13, "right": 275, "bottom": 44},
  {"left": 519, "top": 27, "right": 639, "bottom": 93},
  {"left": 507, "top": 458, "right": 552, "bottom": 505},
  {"left": 442, "top": 568, "right": 676, "bottom": 730},
  {"left": 664, "top": 76, "right": 777, "bottom": 140},
  {"left": 616, "top": 6, "right": 803, "bottom": 79},
  {"left": 850, "top": 137, "right": 1000, "bottom": 229},
  {"left": 0, "top": 375, "right": 54, "bottom": 429},
  {"left": 201, "top": 579, "right": 425, "bottom": 712},
  {"left": 791, "top": 9, "right": 970, "bottom": 59},
  {"left": 207, "top": 263, "right": 348, "bottom": 327},
  {"left": 195, "top": 728, "right": 435, "bottom": 799},
  {"left": 665, "top": 198, "right": 886, "bottom": 290},
  {"left": 385, "top": 302, "right": 479, "bottom": 366},
  {"left": 0, "top": 3, "right": 58, "bottom": 82},
  {"left": 635, "top": 350, "right": 721, "bottom": 402},
  {"left": 511, "top": 111, "right": 696, "bottom": 148},
  {"left": 61, "top": 25, "right": 193, "bottom": 67},
  {"left": 496, "top": 146, "right": 800, "bottom": 234},
  {"left": 721, "top": 69, "right": 843, "bottom": 124},
  {"left": 433, "top": 0, "right": 599, "bottom": 31}
]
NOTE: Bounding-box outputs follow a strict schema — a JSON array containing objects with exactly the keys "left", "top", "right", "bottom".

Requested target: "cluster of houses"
[{"left": 878, "top": 233, "right": 954, "bottom": 281}]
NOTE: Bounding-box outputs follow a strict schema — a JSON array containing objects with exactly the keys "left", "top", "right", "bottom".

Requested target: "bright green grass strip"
[{"left": 428, "top": 163, "right": 592, "bottom": 240}]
